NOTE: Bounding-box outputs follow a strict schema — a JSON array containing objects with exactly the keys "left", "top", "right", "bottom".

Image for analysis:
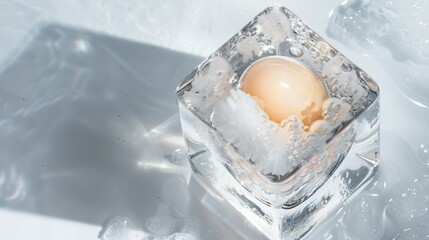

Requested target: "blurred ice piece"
[
  {"left": 99, "top": 216, "right": 151, "bottom": 240},
  {"left": 342, "top": 197, "right": 379, "bottom": 239},
  {"left": 327, "top": 0, "right": 429, "bottom": 61},
  {"left": 327, "top": 0, "right": 429, "bottom": 107}
]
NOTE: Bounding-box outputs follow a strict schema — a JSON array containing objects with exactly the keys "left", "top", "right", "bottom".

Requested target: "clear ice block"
[{"left": 176, "top": 6, "right": 379, "bottom": 240}]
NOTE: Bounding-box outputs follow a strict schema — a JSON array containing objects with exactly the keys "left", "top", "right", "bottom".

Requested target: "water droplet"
[
  {"left": 289, "top": 44, "right": 304, "bottom": 57},
  {"left": 417, "top": 143, "right": 429, "bottom": 166}
]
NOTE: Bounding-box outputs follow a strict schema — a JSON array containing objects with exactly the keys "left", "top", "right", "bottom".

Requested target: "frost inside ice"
[
  {"left": 235, "top": 36, "right": 261, "bottom": 62},
  {"left": 258, "top": 11, "right": 291, "bottom": 45},
  {"left": 322, "top": 55, "right": 368, "bottom": 105},
  {"left": 184, "top": 47, "right": 366, "bottom": 177},
  {"left": 211, "top": 89, "right": 298, "bottom": 175},
  {"left": 182, "top": 57, "right": 232, "bottom": 116},
  {"left": 211, "top": 89, "right": 353, "bottom": 176}
]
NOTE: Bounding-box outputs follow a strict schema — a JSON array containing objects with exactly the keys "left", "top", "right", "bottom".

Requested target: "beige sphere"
[{"left": 240, "top": 56, "right": 328, "bottom": 126}]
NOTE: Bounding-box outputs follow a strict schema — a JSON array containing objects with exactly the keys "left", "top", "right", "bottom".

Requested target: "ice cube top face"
[{"left": 176, "top": 6, "right": 379, "bottom": 206}]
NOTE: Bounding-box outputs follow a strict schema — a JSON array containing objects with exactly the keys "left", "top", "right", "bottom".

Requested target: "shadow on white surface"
[{"left": 0, "top": 24, "right": 266, "bottom": 239}]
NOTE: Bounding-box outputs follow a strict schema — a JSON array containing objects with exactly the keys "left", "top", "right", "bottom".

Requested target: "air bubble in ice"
[
  {"left": 290, "top": 19, "right": 305, "bottom": 33},
  {"left": 321, "top": 98, "right": 352, "bottom": 127},
  {"left": 297, "top": 32, "right": 310, "bottom": 44},
  {"left": 289, "top": 44, "right": 304, "bottom": 57}
]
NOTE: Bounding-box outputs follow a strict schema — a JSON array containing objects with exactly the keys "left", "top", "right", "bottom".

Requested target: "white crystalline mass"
[
  {"left": 322, "top": 98, "right": 352, "bottom": 125},
  {"left": 212, "top": 89, "right": 327, "bottom": 175},
  {"left": 183, "top": 56, "right": 356, "bottom": 177},
  {"left": 183, "top": 57, "right": 232, "bottom": 116},
  {"left": 235, "top": 36, "right": 261, "bottom": 62},
  {"left": 259, "top": 11, "right": 291, "bottom": 45}
]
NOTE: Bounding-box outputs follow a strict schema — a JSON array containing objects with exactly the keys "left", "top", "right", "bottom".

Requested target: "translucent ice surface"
[
  {"left": 99, "top": 216, "right": 136, "bottom": 240},
  {"left": 328, "top": 0, "right": 429, "bottom": 107},
  {"left": 306, "top": 131, "right": 429, "bottom": 240},
  {"left": 177, "top": 6, "right": 380, "bottom": 239}
]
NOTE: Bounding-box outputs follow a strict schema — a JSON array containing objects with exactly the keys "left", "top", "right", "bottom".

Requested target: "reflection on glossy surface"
[
  {"left": 417, "top": 143, "right": 429, "bottom": 166},
  {"left": 0, "top": 167, "right": 27, "bottom": 204}
]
